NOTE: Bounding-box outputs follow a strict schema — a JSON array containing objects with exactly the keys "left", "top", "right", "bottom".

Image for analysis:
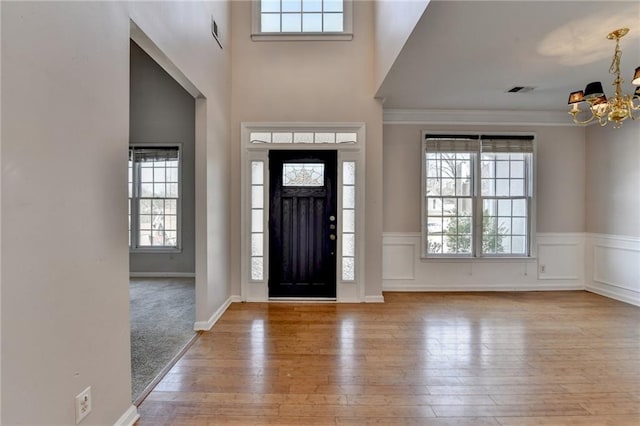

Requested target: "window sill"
[
  {"left": 420, "top": 256, "right": 537, "bottom": 263},
  {"left": 130, "top": 248, "right": 182, "bottom": 254},
  {"left": 251, "top": 32, "right": 353, "bottom": 42}
]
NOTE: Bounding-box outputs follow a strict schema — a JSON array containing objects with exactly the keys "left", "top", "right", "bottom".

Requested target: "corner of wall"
[{"left": 584, "top": 233, "right": 640, "bottom": 306}]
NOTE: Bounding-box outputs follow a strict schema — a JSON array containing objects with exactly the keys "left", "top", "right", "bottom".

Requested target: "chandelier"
[{"left": 567, "top": 28, "right": 640, "bottom": 128}]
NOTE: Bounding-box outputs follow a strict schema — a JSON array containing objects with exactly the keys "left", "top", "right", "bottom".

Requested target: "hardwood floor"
[{"left": 136, "top": 291, "right": 640, "bottom": 425}]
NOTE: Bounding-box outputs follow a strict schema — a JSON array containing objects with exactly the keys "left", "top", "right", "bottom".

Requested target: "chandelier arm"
[
  {"left": 567, "top": 28, "right": 637, "bottom": 128},
  {"left": 569, "top": 111, "right": 597, "bottom": 125}
]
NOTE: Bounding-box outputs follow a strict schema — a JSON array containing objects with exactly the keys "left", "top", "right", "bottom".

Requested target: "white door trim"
[{"left": 240, "top": 123, "right": 366, "bottom": 302}]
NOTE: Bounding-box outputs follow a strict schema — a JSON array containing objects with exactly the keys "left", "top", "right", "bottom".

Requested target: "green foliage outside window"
[{"left": 427, "top": 211, "right": 507, "bottom": 254}]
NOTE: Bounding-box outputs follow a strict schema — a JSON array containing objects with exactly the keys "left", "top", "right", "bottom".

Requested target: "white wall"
[
  {"left": 230, "top": 0, "right": 384, "bottom": 299},
  {"left": 382, "top": 123, "right": 587, "bottom": 291},
  {"left": 373, "top": 0, "right": 430, "bottom": 93},
  {"left": 1, "top": 1, "right": 231, "bottom": 424},
  {"left": 584, "top": 123, "right": 640, "bottom": 305}
]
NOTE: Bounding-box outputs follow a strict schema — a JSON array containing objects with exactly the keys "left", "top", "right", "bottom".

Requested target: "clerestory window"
[
  {"left": 422, "top": 134, "right": 535, "bottom": 258},
  {"left": 252, "top": 0, "right": 353, "bottom": 41}
]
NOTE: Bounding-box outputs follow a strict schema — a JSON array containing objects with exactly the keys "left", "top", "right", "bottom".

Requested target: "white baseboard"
[
  {"left": 385, "top": 284, "right": 583, "bottom": 292},
  {"left": 586, "top": 283, "right": 640, "bottom": 307},
  {"left": 130, "top": 272, "right": 195, "bottom": 278},
  {"left": 114, "top": 405, "right": 139, "bottom": 426},
  {"left": 364, "top": 295, "right": 385, "bottom": 303},
  {"left": 193, "top": 296, "right": 241, "bottom": 331}
]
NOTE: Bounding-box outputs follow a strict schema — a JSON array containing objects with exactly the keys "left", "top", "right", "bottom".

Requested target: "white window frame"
[
  {"left": 421, "top": 131, "right": 537, "bottom": 259},
  {"left": 129, "top": 144, "right": 183, "bottom": 253},
  {"left": 241, "top": 123, "right": 365, "bottom": 302},
  {"left": 251, "top": 0, "right": 353, "bottom": 41}
]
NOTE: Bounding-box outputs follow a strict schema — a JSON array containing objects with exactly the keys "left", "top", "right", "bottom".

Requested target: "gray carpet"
[{"left": 129, "top": 278, "right": 195, "bottom": 402}]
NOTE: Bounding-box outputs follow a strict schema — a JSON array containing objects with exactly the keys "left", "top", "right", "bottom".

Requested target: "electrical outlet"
[
  {"left": 75, "top": 386, "right": 92, "bottom": 424},
  {"left": 540, "top": 264, "right": 546, "bottom": 274}
]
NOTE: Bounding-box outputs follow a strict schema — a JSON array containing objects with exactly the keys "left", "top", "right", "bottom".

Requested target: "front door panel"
[{"left": 269, "top": 150, "right": 337, "bottom": 298}]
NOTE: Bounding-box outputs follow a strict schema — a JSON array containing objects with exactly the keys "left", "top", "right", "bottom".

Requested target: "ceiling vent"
[{"left": 507, "top": 86, "right": 536, "bottom": 93}]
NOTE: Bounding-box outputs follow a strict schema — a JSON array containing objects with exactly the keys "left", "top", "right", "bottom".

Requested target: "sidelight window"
[
  {"left": 251, "top": 161, "right": 265, "bottom": 280},
  {"left": 342, "top": 161, "right": 356, "bottom": 281}
]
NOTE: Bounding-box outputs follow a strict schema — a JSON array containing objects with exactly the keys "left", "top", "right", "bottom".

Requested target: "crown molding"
[{"left": 383, "top": 108, "right": 579, "bottom": 127}]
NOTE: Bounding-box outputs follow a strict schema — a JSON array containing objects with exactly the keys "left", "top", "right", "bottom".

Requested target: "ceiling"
[{"left": 376, "top": 1, "right": 640, "bottom": 113}]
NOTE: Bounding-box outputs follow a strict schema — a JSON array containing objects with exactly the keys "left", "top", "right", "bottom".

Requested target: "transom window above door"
[
  {"left": 250, "top": 131, "right": 356, "bottom": 144},
  {"left": 252, "top": 0, "right": 353, "bottom": 41}
]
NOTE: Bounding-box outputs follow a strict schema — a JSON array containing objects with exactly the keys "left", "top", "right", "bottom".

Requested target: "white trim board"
[
  {"left": 129, "top": 272, "right": 196, "bottom": 278},
  {"left": 240, "top": 122, "right": 368, "bottom": 303},
  {"left": 383, "top": 108, "right": 576, "bottom": 127},
  {"left": 113, "top": 405, "right": 139, "bottom": 426},
  {"left": 194, "top": 296, "right": 241, "bottom": 331}
]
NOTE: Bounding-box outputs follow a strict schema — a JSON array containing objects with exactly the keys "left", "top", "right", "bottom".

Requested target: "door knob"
[{"left": 330, "top": 234, "right": 336, "bottom": 240}]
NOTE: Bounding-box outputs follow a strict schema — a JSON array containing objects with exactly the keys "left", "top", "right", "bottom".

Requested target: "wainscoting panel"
[
  {"left": 382, "top": 232, "right": 584, "bottom": 292},
  {"left": 382, "top": 234, "right": 417, "bottom": 280},
  {"left": 537, "top": 233, "right": 584, "bottom": 280},
  {"left": 586, "top": 234, "right": 640, "bottom": 306}
]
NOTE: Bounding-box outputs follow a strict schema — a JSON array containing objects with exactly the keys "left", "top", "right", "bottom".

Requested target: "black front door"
[{"left": 269, "top": 150, "right": 337, "bottom": 298}]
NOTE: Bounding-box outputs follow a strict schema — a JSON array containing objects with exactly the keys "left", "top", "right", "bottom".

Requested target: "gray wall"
[
  {"left": 586, "top": 123, "right": 640, "bottom": 237},
  {"left": 1, "top": 1, "right": 230, "bottom": 422},
  {"left": 383, "top": 124, "right": 587, "bottom": 233},
  {"left": 129, "top": 40, "right": 195, "bottom": 273}
]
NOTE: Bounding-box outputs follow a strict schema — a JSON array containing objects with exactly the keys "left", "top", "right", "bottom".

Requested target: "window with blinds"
[
  {"left": 423, "top": 134, "right": 534, "bottom": 257},
  {"left": 129, "top": 146, "right": 181, "bottom": 250}
]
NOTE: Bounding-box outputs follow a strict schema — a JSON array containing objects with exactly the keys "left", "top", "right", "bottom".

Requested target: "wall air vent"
[
  {"left": 211, "top": 16, "right": 223, "bottom": 49},
  {"left": 507, "top": 86, "right": 536, "bottom": 93}
]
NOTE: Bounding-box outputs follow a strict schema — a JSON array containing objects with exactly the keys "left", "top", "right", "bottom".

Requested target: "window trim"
[
  {"left": 421, "top": 131, "right": 537, "bottom": 259},
  {"left": 251, "top": 0, "right": 353, "bottom": 41},
  {"left": 129, "top": 143, "right": 183, "bottom": 253}
]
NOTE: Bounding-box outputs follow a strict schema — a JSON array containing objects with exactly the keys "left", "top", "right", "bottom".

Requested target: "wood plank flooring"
[{"left": 136, "top": 291, "right": 640, "bottom": 425}]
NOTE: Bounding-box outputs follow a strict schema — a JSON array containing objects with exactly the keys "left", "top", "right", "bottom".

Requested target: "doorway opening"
[{"left": 128, "top": 37, "right": 198, "bottom": 404}]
